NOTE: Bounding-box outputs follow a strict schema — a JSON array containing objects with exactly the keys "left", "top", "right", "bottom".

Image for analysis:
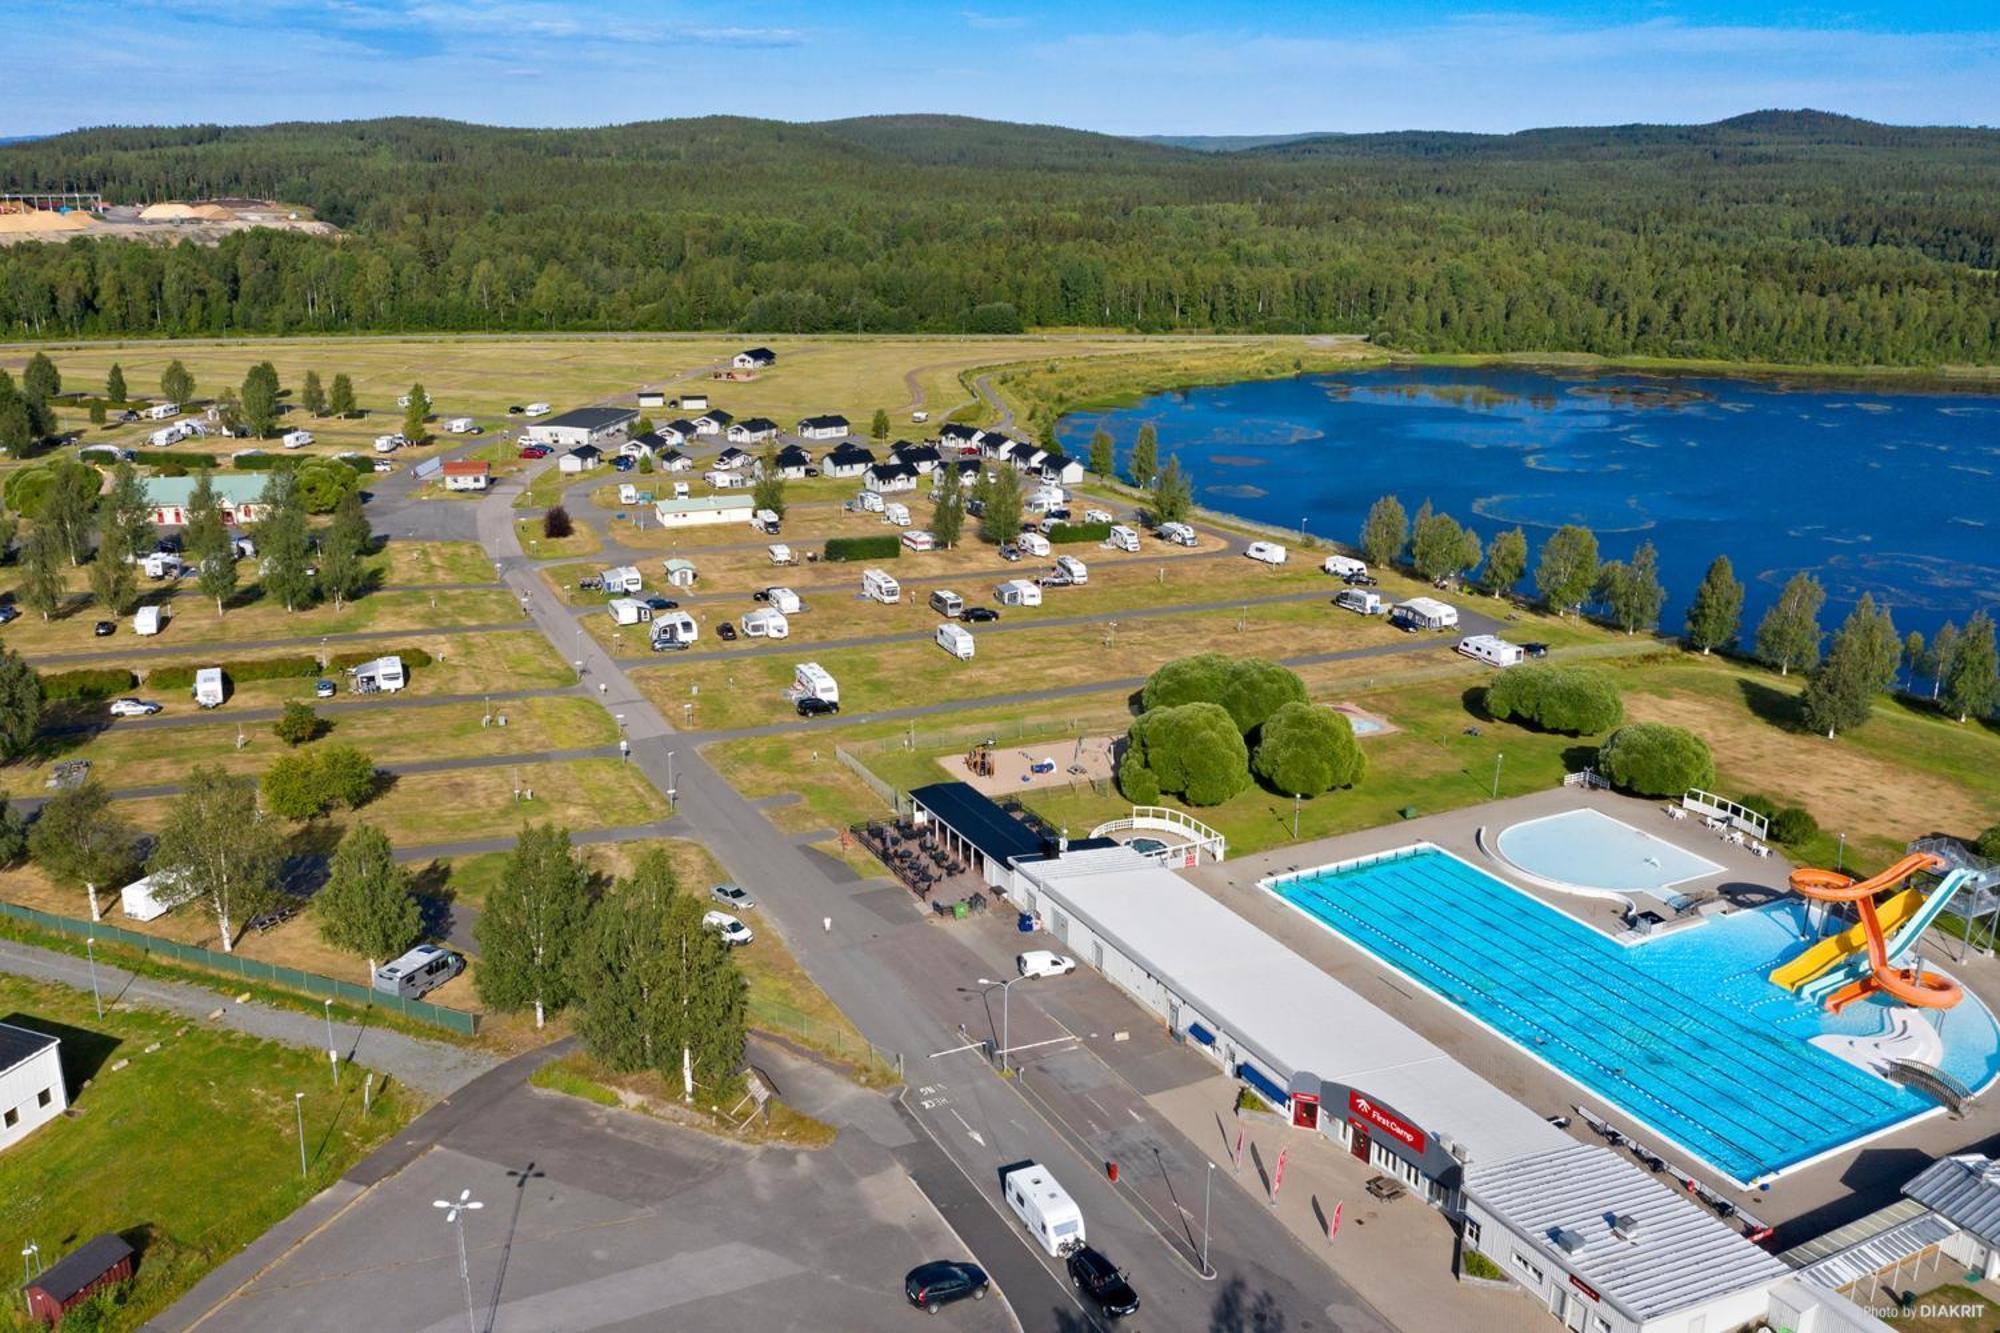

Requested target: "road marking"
[
  {"left": 997, "top": 1035, "right": 1078, "bottom": 1057},
  {"left": 927, "top": 1042, "right": 986, "bottom": 1059},
  {"left": 1127, "top": 1108, "right": 1144, "bottom": 1123},
  {"left": 949, "top": 1109, "right": 986, "bottom": 1147}
]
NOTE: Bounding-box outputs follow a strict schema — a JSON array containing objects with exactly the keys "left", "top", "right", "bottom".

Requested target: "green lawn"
[{"left": 0, "top": 973, "right": 422, "bottom": 1330}]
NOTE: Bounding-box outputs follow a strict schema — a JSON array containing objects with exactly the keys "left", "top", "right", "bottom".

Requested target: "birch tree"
[
  {"left": 152, "top": 765, "right": 282, "bottom": 951},
  {"left": 474, "top": 823, "right": 590, "bottom": 1027},
  {"left": 28, "top": 779, "right": 138, "bottom": 922}
]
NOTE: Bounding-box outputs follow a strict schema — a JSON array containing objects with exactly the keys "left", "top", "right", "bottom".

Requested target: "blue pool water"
[
  {"left": 1269, "top": 847, "right": 2000, "bottom": 1183},
  {"left": 1496, "top": 809, "right": 1722, "bottom": 894}
]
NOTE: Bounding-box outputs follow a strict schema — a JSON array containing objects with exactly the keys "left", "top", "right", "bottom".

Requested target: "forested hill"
[{"left": 1, "top": 111, "right": 1996, "bottom": 365}]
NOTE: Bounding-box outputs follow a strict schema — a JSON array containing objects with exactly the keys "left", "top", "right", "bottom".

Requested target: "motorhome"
[
  {"left": 672, "top": 480, "right": 691, "bottom": 500},
  {"left": 600, "top": 565, "right": 644, "bottom": 594},
  {"left": 618, "top": 483, "right": 639, "bottom": 506},
  {"left": 1001, "top": 1163, "right": 1086, "bottom": 1257},
  {"left": 193, "top": 667, "right": 225, "bottom": 709},
  {"left": 741, "top": 607, "right": 790, "bottom": 639},
  {"left": 1018, "top": 532, "right": 1051, "bottom": 558},
  {"left": 996, "top": 579, "right": 1042, "bottom": 608},
  {"left": 281, "top": 429, "right": 314, "bottom": 449},
  {"left": 1245, "top": 541, "right": 1287, "bottom": 565},
  {"left": 928, "top": 589, "right": 965, "bottom": 618},
  {"left": 1322, "top": 554, "right": 1368, "bottom": 580},
  {"left": 763, "top": 587, "right": 802, "bottom": 615},
  {"left": 1390, "top": 596, "right": 1459, "bottom": 632},
  {"left": 882, "top": 502, "right": 911, "bottom": 527},
  {"left": 862, "top": 568, "right": 901, "bottom": 605},
  {"left": 349, "top": 655, "right": 407, "bottom": 693},
  {"left": 445, "top": 417, "right": 477, "bottom": 434},
  {"left": 132, "top": 604, "right": 166, "bottom": 636},
  {"left": 373, "top": 434, "right": 404, "bottom": 454},
  {"left": 793, "top": 661, "right": 839, "bottom": 705},
  {"left": 1457, "top": 634, "right": 1525, "bottom": 667},
  {"left": 1053, "top": 555, "right": 1088, "bottom": 585},
  {"left": 1107, "top": 525, "right": 1140, "bottom": 552},
  {"left": 652, "top": 611, "right": 699, "bottom": 649},
  {"left": 608, "top": 597, "right": 653, "bottom": 627},
  {"left": 935, "top": 623, "right": 975, "bottom": 660},
  {"left": 1334, "top": 588, "right": 1383, "bottom": 616},
  {"left": 752, "top": 508, "right": 782, "bottom": 535},
  {"left": 374, "top": 944, "right": 464, "bottom": 999},
  {"left": 1158, "top": 522, "right": 1197, "bottom": 547},
  {"left": 855, "top": 489, "right": 885, "bottom": 514}
]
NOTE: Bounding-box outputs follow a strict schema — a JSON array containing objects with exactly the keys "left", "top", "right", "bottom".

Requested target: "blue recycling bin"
[{"left": 1017, "top": 912, "right": 1035, "bottom": 934}]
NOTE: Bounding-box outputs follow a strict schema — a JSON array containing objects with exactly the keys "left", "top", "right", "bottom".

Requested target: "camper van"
[
  {"left": 652, "top": 611, "right": 699, "bottom": 649},
  {"left": 882, "top": 502, "right": 912, "bottom": 527},
  {"left": 1457, "top": 634, "right": 1525, "bottom": 667},
  {"left": 281, "top": 429, "right": 314, "bottom": 449},
  {"left": 1017, "top": 532, "right": 1051, "bottom": 558},
  {"left": 608, "top": 597, "right": 653, "bottom": 627},
  {"left": 929, "top": 589, "right": 965, "bottom": 618},
  {"left": 996, "top": 579, "right": 1042, "bottom": 608},
  {"left": 741, "top": 608, "right": 790, "bottom": 639},
  {"left": 1053, "top": 555, "right": 1088, "bottom": 586},
  {"left": 445, "top": 417, "right": 476, "bottom": 434},
  {"left": 1107, "top": 525, "right": 1140, "bottom": 552},
  {"left": 349, "top": 655, "right": 407, "bottom": 693},
  {"left": 763, "top": 587, "right": 802, "bottom": 615},
  {"left": 193, "top": 667, "right": 225, "bottom": 709},
  {"left": 132, "top": 604, "right": 167, "bottom": 636},
  {"left": 1001, "top": 1163, "right": 1086, "bottom": 1257},
  {"left": 1390, "top": 596, "right": 1459, "bottom": 633},
  {"left": 672, "top": 480, "right": 691, "bottom": 500},
  {"left": 374, "top": 944, "right": 464, "bottom": 1000},
  {"left": 794, "top": 661, "right": 839, "bottom": 705},
  {"left": 862, "top": 568, "right": 901, "bottom": 605},
  {"left": 1322, "top": 554, "right": 1368, "bottom": 580},
  {"left": 753, "top": 509, "right": 782, "bottom": 535},
  {"left": 856, "top": 490, "right": 885, "bottom": 514},
  {"left": 523, "top": 402, "right": 552, "bottom": 418},
  {"left": 373, "top": 434, "right": 405, "bottom": 454},
  {"left": 1334, "top": 588, "right": 1383, "bottom": 616},
  {"left": 1245, "top": 541, "right": 1288, "bottom": 565},
  {"left": 935, "top": 623, "right": 975, "bottom": 660},
  {"left": 1158, "top": 522, "right": 1197, "bottom": 547}
]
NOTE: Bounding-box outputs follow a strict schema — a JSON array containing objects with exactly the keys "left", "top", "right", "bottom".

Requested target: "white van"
[
  {"left": 1158, "top": 522, "right": 1198, "bottom": 547},
  {"left": 1107, "top": 525, "right": 1140, "bottom": 552},
  {"left": 862, "top": 568, "right": 901, "bottom": 605},
  {"left": 794, "top": 661, "right": 839, "bottom": 705},
  {"left": 133, "top": 604, "right": 166, "bottom": 636},
  {"left": 741, "top": 608, "right": 790, "bottom": 639},
  {"left": 883, "top": 502, "right": 911, "bottom": 527},
  {"left": 1458, "top": 634, "right": 1525, "bottom": 667},
  {"left": 1018, "top": 532, "right": 1051, "bottom": 558},
  {"left": 374, "top": 944, "right": 464, "bottom": 999},
  {"left": 618, "top": 483, "right": 639, "bottom": 506},
  {"left": 193, "top": 667, "right": 225, "bottom": 709},
  {"left": 1323, "top": 554, "right": 1368, "bottom": 580},
  {"left": 1245, "top": 541, "right": 1288, "bottom": 565},
  {"left": 935, "top": 623, "right": 975, "bottom": 660},
  {"left": 929, "top": 589, "right": 965, "bottom": 618},
  {"left": 1334, "top": 588, "right": 1382, "bottom": 616},
  {"left": 1001, "top": 1162, "right": 1086, "bottom": 1257},
  {"left": 1053, "top": 555, "right": 1088, "bottom": 585},
  {"left": 281, "top": 429, "right": 314, "bottom": 449}
]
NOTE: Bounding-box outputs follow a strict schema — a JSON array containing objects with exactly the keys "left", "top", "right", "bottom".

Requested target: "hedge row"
[
  {"left": 40, "top": 668, "right": 138, "bottom": 701},
  {"left": 329, "top": 646, "right": 434, "bottom": 670},
  {"left": 232, "top": 454, "right": 286, "bottom": 471},
  {"left": 147, "top": 655, "right": 319, "bottom": 689},
  {"left": 1047, "top": 521, "right": 1111, "bottom": 545},
  {"left": 823, "top": 535, "right": 902, "bottom": 562},
  {"left": 129, "top": 449, "right": 220, "bottom": 469}
]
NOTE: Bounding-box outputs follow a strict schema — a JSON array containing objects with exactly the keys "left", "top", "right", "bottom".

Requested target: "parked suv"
[
  {"left": 1065, "top": 1246, "right": 1139, "bottom": 1318},
  {"left": 796, "top": 695, "right": 839, "bottom": 717},
  {"left": 904, "top": 1261, "right": 989, "bottom": 1314}
]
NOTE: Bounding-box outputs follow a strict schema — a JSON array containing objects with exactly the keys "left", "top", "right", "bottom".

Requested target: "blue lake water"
[{"left": 1057, "top": 366, "right": 2000, "bottom": 639}]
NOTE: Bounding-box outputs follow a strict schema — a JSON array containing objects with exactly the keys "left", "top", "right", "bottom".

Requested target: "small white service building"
[{"left": 0, "top": 1024, "right": 65, "bottom": 1154}]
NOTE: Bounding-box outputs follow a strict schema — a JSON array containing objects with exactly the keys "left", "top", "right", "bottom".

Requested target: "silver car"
[{"left": 709, "top": 883, "right": 755, "bottom": 911}]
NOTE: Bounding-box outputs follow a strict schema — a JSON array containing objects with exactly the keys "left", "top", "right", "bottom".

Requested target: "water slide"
[
  {"left": 1817, "top": 869, "right": 1974, "bottom": 1013},
  {"left": 1767, "top": 853, "right": 1942, "bottom": 992}
]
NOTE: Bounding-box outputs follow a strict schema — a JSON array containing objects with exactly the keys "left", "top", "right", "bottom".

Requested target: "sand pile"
[
  {"left": 189, "top": 203, "right": 236, "bottom": 221},
  {"left": 0, "top": 209, "right": 90, "bottom": 233},
  {"left": 138, "top": 201, "right": 198, "bottom": 220}
]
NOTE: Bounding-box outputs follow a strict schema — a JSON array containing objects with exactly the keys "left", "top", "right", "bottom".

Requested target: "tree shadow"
[
  {"left": 2, "top": 1011, "right": 123, "bottom": 1091},
  {"left": 1559, "top": 744, "right": 1600, "bottom": 774},
  {"left": 1209, "top": 1275, "right": 1289, "bottom": 1332},
  {"left": 1460, "top": 684, "right": 1496, "bottom": 723},
  {"left": 1736, "top": 676, "right": 1806, "bottom": 732}
]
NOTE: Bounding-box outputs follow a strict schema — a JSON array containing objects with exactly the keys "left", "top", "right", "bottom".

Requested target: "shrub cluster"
[
  {"left": 329, "top": 646, "right": 433, "bottom": 670},
  {"left": 1142, "top": 652, "right": 1307, "bottom": 735},
  {"left": 823, "top": 534, "right": 902, "bottom": 562},
  {"left": 1046, "top": 521, "right": 1111, "bottom": 545},
  {"left": 128, "top": 449, "right": 219, "bottom": 469},
  {"left": 1119, "top": 702, "right": 1251, "bottom": 806},
  {"left": 146, "top": 655, "right": 319, "bottom": 690},
  {"left": 1597, "top": 722, "right": 1715, "bottom": 797},
  {"left": 1485, "top": 665, "right": 1624, "bottom": 735},
  {"left": 1770, "top": 806, "right": 1819, "bottom": 846},
  {"left": 39, "top": 668, "right": 137, "bottom": 701}
]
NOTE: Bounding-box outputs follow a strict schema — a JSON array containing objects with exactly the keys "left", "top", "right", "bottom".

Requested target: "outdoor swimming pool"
[
  {"left": 1266, "top": 846, "right": 2000, "bottom": 1184},
  {"left": 1497, "top": 808, "right": 1722, "bottom": 894}
]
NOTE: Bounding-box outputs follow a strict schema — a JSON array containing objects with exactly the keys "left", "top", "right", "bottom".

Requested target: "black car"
[
  {"left": 796, "top": 695, "right": 840, "bottom": 717},
  {"left": 960, "top": 606, "right": 1000, "bottom": 623},
  {"left": 998, "top": 544, "right": 1022, "bottom": 562},
  {"left": 904, "top": 1261, "right": 989, "bottom": 1314},
  {"left": 1066, "top": 1246, "right": 1139, "bottom": 1318},
  {"left": 717, "top": 622, "right": 738, "bottom": 642},
  {"left": 1522, "top": 642, "right": 1550, "bottom": 658},
  {"left": 93, "top": 620, "right": 116, "bottom": 637},
  {"left": 643, "top": 596, "right": 678, "bottom": 611},
  {"left": 507, "top": 404, "right": 526, "bottom": 414},
  {"left": 1343, "top": 571, "right": 1379, "bottom": 587}
]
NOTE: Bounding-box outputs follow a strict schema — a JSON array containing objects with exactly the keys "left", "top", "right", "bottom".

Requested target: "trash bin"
[
  {"left": 1018, "top": 912, "right": 1036, "bottom": 933},
  {"left": 953, "top": 901, "right": 969, "bottom": 920},
  {"left": 1399, "top": 805, "right": 1419, "bottom": 820}
]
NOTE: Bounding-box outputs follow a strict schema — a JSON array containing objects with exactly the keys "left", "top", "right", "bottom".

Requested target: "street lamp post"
[
  {"left": 433, "top": 1189, "right": 485, "bottom": 1333},
  {"left": 1492, "top": 752, "right": 1505, "bottom": 799},
  {"left": 976, "top": 976, "right": 1026, "bottom": 1074},
  {"left": 293, "top": 1092, "right": 307, "bottom": 1179},
  {"left": 666, "top": 750, "right": 676, "bottom": 808},
  {"left": 1838, "top": 832, "right": 1847, "bottom": 872},
  {"left": 1201, "top": 1160, "right": 1215, "bottom": 1277},
  {"left": 323, "top": 998, "right": 338, "bottom": 1084},
  {"left": 85, "top": 937, "right": 102, "bottom": 1020}
]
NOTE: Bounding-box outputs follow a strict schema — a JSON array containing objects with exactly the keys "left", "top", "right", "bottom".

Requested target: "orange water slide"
[
  {"left": 1792, "top": 853, "right": 1962, "bottom": 1013},
  {"left": 1789, "top": 852, "right": 1944, "bottom": 903}
]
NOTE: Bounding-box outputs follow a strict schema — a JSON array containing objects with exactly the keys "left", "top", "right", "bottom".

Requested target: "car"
[
  {"left": 904, "top": 1261, "right": 989, "bottom": 1314},
  {"left": 960, "top": 606, "right": 1000, "bottom": 623},
  {"left": 1083, "top": 508, "right": 1113, "bottom": 524},
  {"left": 1017, "top": 950, "right": 1077, "bottom": 979},
  {"left": 998, "top": 544, "right": 1022, "bottom": 562},
  {"left": 1065, "top": 1246, "right": 1139, "bottom": 1318},
  {"left": 518, "top": 444, "right": 551, "bottom": 459},
  {"left": 609, "top": 456, "right": 634, "bottom": 472},
  {"left": 373, "top": 460, "right": 395, "bottom": 473},
  {"left": 751, "top": 589, "right": 770, "bottom": 602},
  {"left": 717, "top": 622, "right": 738, "bottom": 642},
  {"left": 1343, "top": 571, "right": 1379, "bottom": 587},
  {"left": 108, "top": 698, "right": 162, "bottom": 718},
  {"left": 1522, "top": 642, "right": 1550, "bottom": 658},
  {"left": 0, "top": 605, "right": 18, "bottom": 627},
  {"left": 315, "top": 679, "right": 337, "bottom": 698},
  {"left": 508, "top": 404, "right": 526, "bottom": 415},
  {"left": 93, "top": 620, "right": 116, "bottom": 637},
  {"left": 643, "top": 596, "right": 678, "bottom": 611},
  {"left": 796, "top": 695, "right": 840, "bottom": 717},
  {"left": 709, "top": 883, "right": 755, "bottom": 911},
  {"left": 702, "top": 910, "right": 753, "bottom": 946}
]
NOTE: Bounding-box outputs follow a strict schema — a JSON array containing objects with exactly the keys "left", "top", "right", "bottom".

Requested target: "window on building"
[
  {"left": 1510, "top": 1251, "right": 1543, "bottom": 1285},
  {"left": 36, "top": 1089, "right": 51, "bottom": 1107},
  {"left": 1591, "top": 1316, "right": 1612, "bottom": 1333},
  {"left": 3, "top": 1108, "right": 16, "bottom": 1129},
  {"left": 1463, "top": 1217, "right": 1482, "bottom": 1245}
]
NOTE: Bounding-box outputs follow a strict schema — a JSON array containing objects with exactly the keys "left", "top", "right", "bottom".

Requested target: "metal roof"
[
  {"left": 1463, "top": 1143, "right": 1790, "bottom": 1322},
  {"left": 144, "top": 474, "right": 267, "bottom": 506},
  {"left": 27, "top": 1234, "right": 132, "bottom": 1305},
  {"left": 653, "top": 495, "right": 754, "bottom": 515},
  {"left": 1792, "top": 1210, "right": 1959, "bottom": 1291},
  {"left": 911, "top": 782, "right": 1047, "bottom": 865},
  {"left": 538, "top": 406, "right": 636, "bottom": 430},
  {"left": 1778, "top": 1196, "right": 1932, "bottom": 1270},
  {"left": 1018, "top": 846, "right": 1567, "bottom": 1169},
  {"left": 1903, "top": 1154, "right": 2000, "bottom": 1249},
  {"left": 0, "top": 1021, "right": 57, "bottom": 1077}
]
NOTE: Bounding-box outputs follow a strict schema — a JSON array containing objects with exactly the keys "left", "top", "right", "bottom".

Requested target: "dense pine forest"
[{"left": 0, "top": 110, "right": 1995, "bottom": 364}]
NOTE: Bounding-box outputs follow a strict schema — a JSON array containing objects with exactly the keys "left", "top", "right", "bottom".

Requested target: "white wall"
[{"left": 0, "top": 1044, "right": 66, "bottom": 1153}]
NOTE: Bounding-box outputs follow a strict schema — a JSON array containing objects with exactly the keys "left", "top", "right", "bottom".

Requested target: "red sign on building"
[
  {"left": 1569, "top": 1275, "right": 1601, "bottom": 1303},
  {"left": 1347, "top": 1091, "right": 1427, "bottom": 1155},
  {"left": 1291, "top": 1090, "right": 1320, "bottom": 1130}
]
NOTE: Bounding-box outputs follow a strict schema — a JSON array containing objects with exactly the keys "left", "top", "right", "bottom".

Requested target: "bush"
[
  {"left": 1462, "top": 1249, "right": 1506, "bottom": 1282},
  {"left": 332, "top": 454, "right": 374, "bottom": 474},
  {"left": 1140, "top": 653, "right": 1305, "bottom": 735},
  {"left": 129, "top": 449, "right": 219, "bottom": 469},
  {"left": 262, "top": 744, "right": 378, "bottom": 819},
  {"left": 147, "top": 655, "right": 319, "bottom": 690},
  {"left": 1484, "top": 665, "right": 1624, "bottom": 735},
  {"left": 543, "top": 505, "right": 573, "bottom": 539},
  {"left": 1047, "top": 521, "right": 1111, "bottom": 545},
  {"left": 1598, "top": 722, "right": 1715, "bottom": 797},
  {"left": 823, "top": 534, "right": 902, "bottom": 562},
  {"left": 1251, "top": 702, "right": 1365, "bottom": 796},
  {"left": 329, "top": 646, "right": 432, "bottom": 670},
  {"left": 2, "top": 467, "right": 54, "bottom": 517},
  {"left": 39, "top": 668, "right": 137, "bottom": 701},
  {"left": 274, "top": 700, "right": 322, "bottom": 745},
  {"left": 1734, "top": 793, "right": 1779, "bottom": 821},
  {"left": 1121, "top": 702, "right": 1251, "bottom": 806},
  {"left": 1770, "top": 806, "right": 1819, "bottom": 846},
  {"left": 1977, "top": 824, "right": 2000, "bottom": 862},
  {"left": 231, "top": 453, "right": 284, "bottom": 470}
]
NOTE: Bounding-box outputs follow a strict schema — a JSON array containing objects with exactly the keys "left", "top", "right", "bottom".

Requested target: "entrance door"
[
  {"left": 1563, "top": 1291, "right": 1586, "bottom": 1331},
  {"left": 1349, "top": 1122, "right": 1371, "bottom": 1162}
]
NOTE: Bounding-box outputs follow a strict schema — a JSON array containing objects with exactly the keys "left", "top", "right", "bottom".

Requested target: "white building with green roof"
[{"left": 144, "top": 474, "right": 268, "bottom": 526}]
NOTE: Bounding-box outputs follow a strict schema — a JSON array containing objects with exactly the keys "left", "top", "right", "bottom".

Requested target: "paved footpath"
[{"left": 0, "top": 938, "right": 497, "bottom": 1097}]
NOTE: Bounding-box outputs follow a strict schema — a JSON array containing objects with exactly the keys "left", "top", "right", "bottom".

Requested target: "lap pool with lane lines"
[{"left": 1265, "top": 846, "right": 2000, "bottom": 1185}]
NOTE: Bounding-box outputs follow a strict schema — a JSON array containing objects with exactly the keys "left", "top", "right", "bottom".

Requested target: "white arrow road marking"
[{"left": 949, "top": 1109, "right": 986, "bottom": 1146}]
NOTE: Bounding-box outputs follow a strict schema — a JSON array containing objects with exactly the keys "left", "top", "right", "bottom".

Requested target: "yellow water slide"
[{"left": 1768, "top": 888, "right": 1921, "bottom": 991}]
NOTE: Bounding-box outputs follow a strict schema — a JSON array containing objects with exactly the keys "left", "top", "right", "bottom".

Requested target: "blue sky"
[{"left": 5, "top": 1, "right": 1996, "bottom": 137}]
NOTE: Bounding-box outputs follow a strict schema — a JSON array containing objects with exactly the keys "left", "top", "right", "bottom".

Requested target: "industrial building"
[{"left": 524, "top": 406, "right": 638, "bottom": 449}]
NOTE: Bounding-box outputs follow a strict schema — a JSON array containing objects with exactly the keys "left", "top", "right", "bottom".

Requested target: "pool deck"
[{"left": 1182, "top": 785, "right": 2000, "bottom": 1248}]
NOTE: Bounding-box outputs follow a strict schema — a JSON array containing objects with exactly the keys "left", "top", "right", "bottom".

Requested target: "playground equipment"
[
  {"left": 965, "top": 741, "right": 995, "bottom": 778},
  {"left": 1771, "top": 852, "right": 1970, "bottom": 1013}
]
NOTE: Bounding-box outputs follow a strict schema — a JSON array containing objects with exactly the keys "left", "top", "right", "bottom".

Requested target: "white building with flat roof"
[
  {"left": 0, "top": 1023, "right": 65, "bottom": 1153},
  {"left": 653, "top": 494, "right": 755, "bottom": 529}
]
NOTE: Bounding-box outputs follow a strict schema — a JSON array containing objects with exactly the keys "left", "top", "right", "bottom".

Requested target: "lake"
[{"left": 1057, "top": 365, "right": 2000, "bottom": 641}]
